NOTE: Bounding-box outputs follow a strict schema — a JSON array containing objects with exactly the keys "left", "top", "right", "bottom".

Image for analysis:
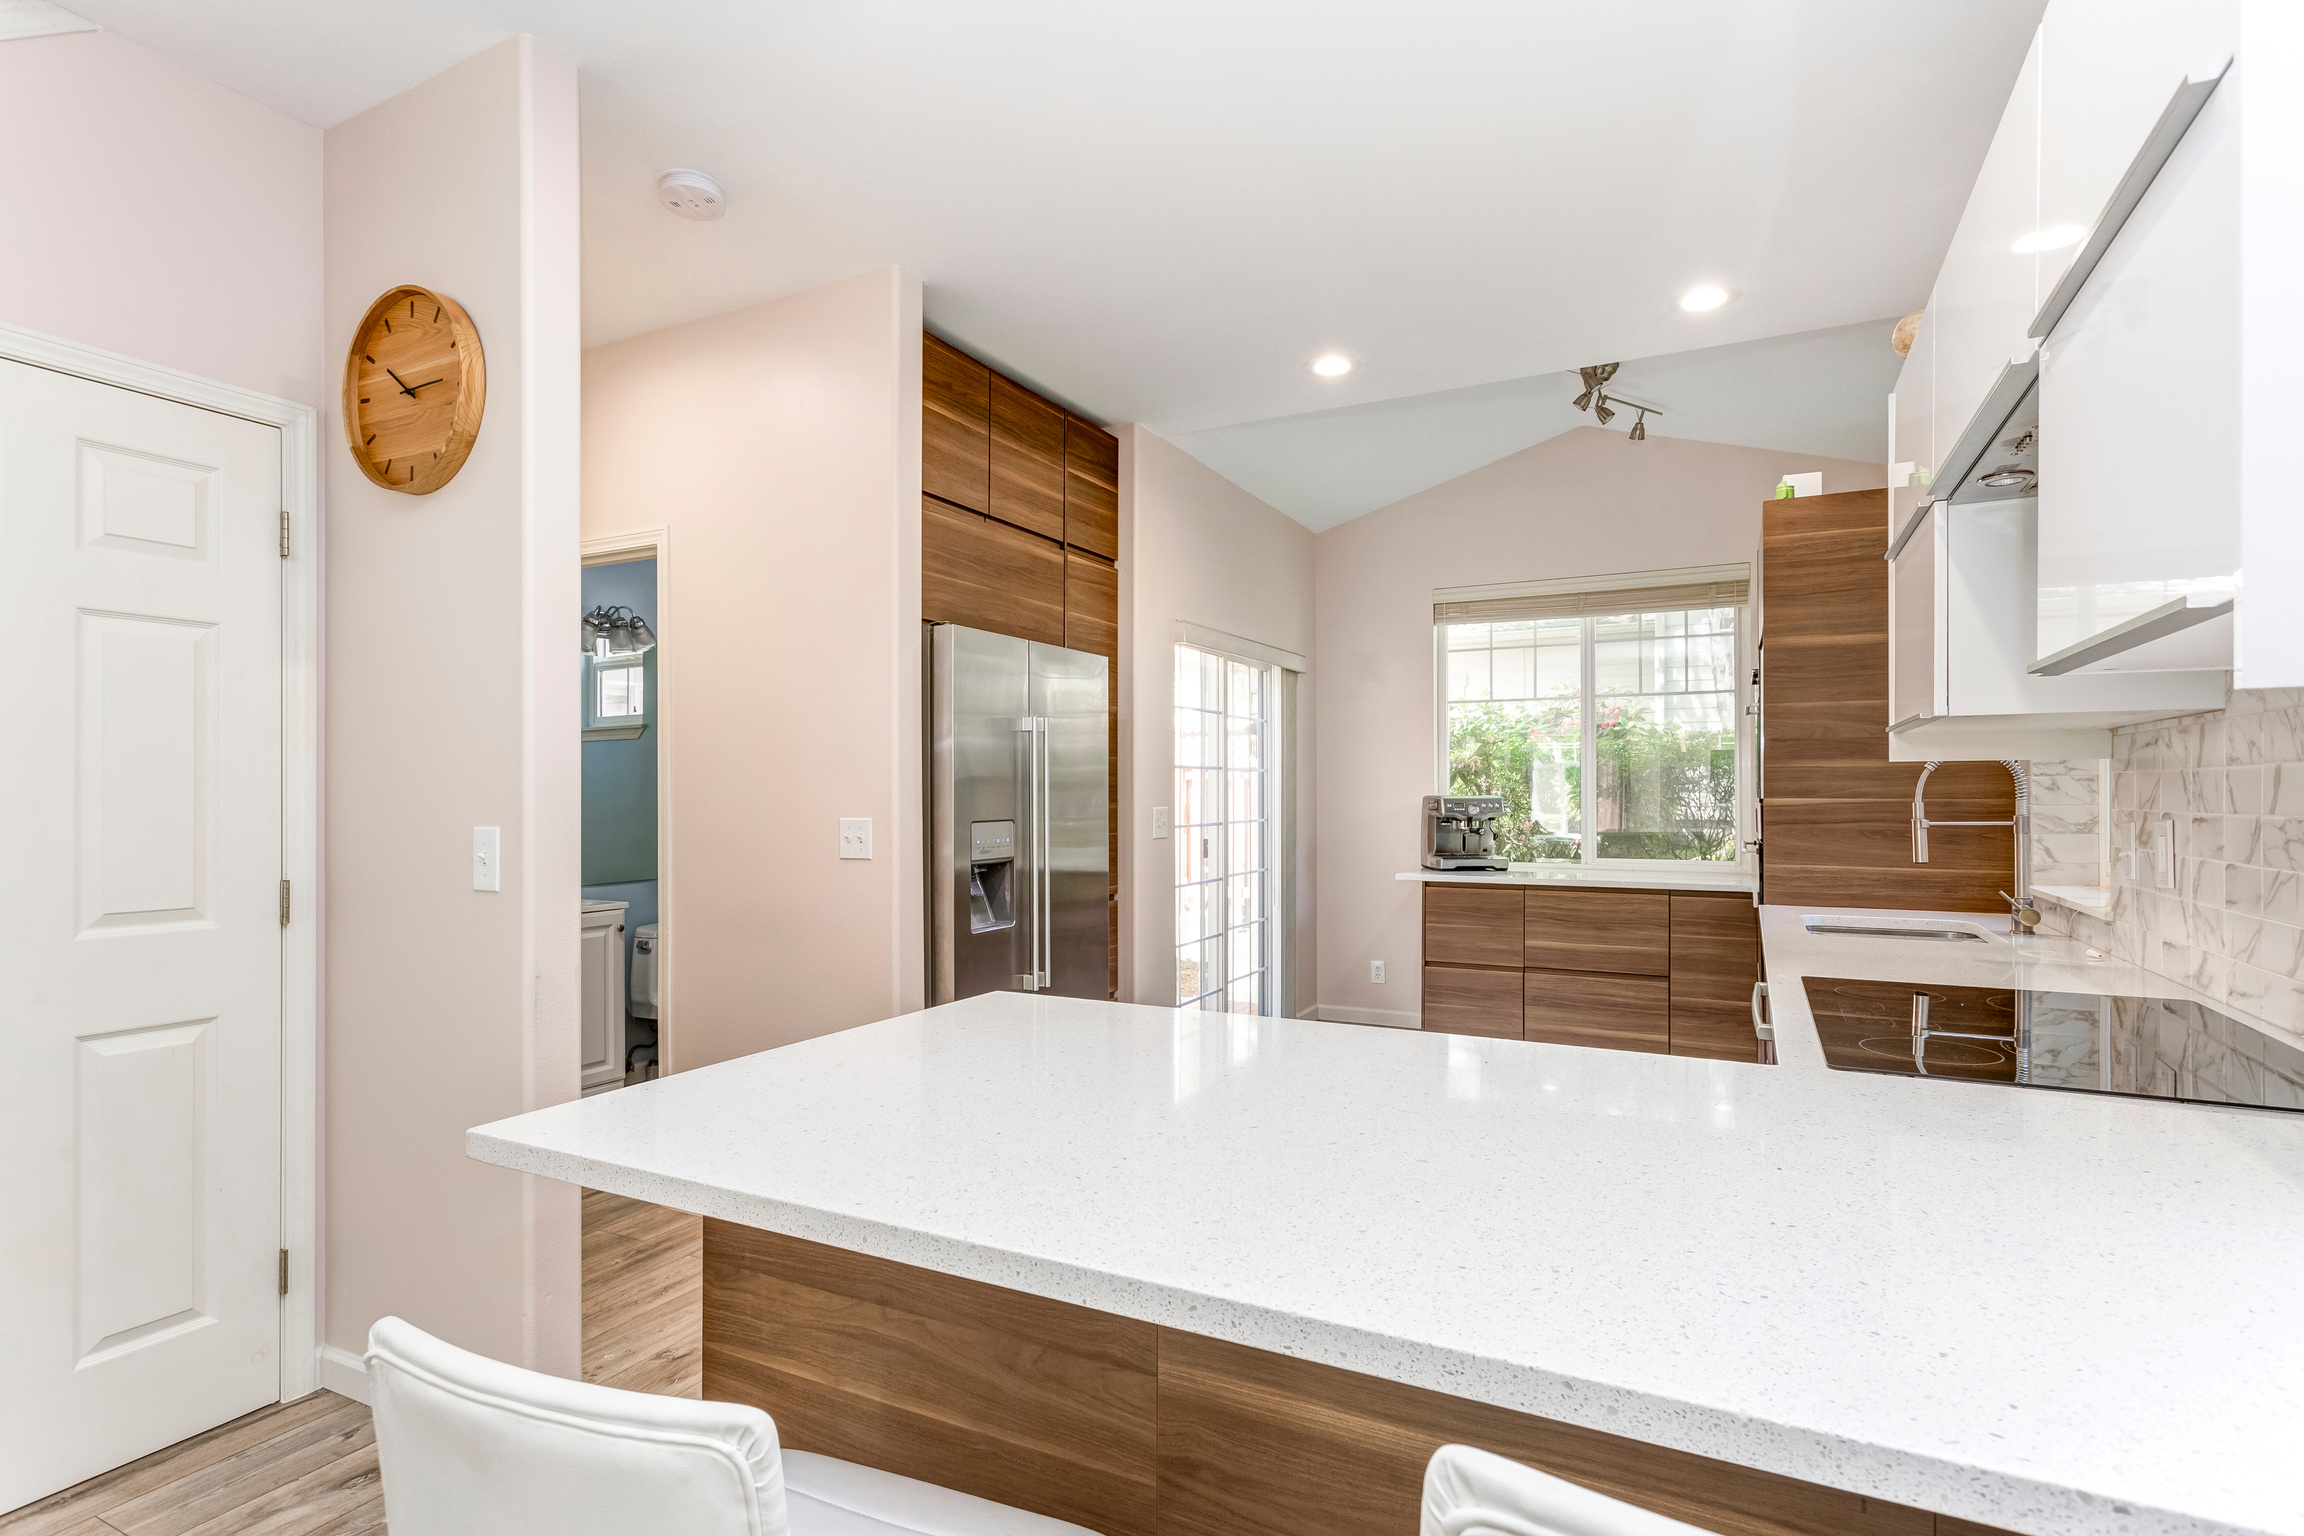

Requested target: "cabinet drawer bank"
[
  {"left": 1416, "top": 877, "right": 1761, "bottom": 1059},
  {"left": 702, "top": 1219, "right": 1999, "bottom": 1536}
]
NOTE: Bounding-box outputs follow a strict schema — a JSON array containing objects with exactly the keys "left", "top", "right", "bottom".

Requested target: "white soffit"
[
  {"left": 0, "top": 1, "right": 97, "bottom": 41},
  {"left": 1171, "top": 319, "right": 1903, "bottom": 532},
  {"left": 66, "top": 0, "right": 2040, "bottom": 447}
]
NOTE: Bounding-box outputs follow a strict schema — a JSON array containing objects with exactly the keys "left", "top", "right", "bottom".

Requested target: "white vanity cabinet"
[
  {"left": 2035, "top": 0, "right": 2241, "bottom": 674},
  {"left": 580, "top": 900, "right": 629, "bottom": 1094}
]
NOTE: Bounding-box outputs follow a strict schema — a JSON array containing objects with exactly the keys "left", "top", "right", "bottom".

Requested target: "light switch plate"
[
  {"left": 1152, "top": 806, "right": 1171, "bottom": 840},
  {"left": 839, "top": 818, "right": 873, "bottom": 860},
  {"left": 473, "top": 826, "right": 501, "bottom": 892}
]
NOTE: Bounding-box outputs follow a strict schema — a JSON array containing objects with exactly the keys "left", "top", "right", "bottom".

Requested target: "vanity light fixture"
[
  {"left": 1570, "top": 363, "right": 1663, "bottom": 442},
  {"left": 2011, "top": 224, "right": 2086, "bottom": 254},
  {"left": 1310, "top": 353, "right": 1354, "bottom": 377},
  {"left": 581, "top": 605, "right": 657, "bottom": 660},
  {"left": 1678, "top": 284, "right": 1729, "bottom": 313}
]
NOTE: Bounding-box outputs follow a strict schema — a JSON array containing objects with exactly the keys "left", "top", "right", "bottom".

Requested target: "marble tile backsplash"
[
  {"left": 2031, "top": 689, "right": 2304, "bottom": 1038},
  {"left": 2024, "top": 757, "right": 2105, "bottom": 887}
]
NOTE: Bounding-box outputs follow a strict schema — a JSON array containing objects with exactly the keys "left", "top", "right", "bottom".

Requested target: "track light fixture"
[{"left": 1569, "top": 363, "right": 1664, "bottom": 443}]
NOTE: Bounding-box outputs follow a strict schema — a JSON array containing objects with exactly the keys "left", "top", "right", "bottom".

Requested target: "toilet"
[{"left": 631, "top": 924, "right": 659, "bottom": 1020}]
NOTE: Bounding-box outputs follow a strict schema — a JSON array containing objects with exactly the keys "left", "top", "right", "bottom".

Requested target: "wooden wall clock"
[{"left": 343, "top": 285, "right": 486, "bottom": 494}]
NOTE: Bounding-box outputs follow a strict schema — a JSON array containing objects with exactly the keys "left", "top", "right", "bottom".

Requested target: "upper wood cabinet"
[
  {"left": 1523, "top": 889, "right": 1668, "bottom": 975},
  {"left": 923, "top": 335, "right": 990, "bottom": 514},
  {"left": 1064, "top": 419, "right": 1119, "bottom": 561},
  {"left": 1064, "top": 550, "right": 1118, "bottom": 662},
  {"left": 921, "top": 494, "right": 1063, "bottom": 646},
  {"left": 990, "top": 374, "right": 1066, "bottom": 542}
]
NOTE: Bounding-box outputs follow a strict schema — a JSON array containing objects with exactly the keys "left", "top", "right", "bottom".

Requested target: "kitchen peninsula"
[{"left": 469, "top": 956, "right": 2304, "bottom": 1536}]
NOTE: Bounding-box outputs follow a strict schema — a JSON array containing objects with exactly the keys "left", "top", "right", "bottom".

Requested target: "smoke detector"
[{"left": 656, "top": 169, "right": 726, "bottom": 221}]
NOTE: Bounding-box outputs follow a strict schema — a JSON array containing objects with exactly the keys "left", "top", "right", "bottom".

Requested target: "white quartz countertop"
[
  {"left": 1397, "top": 864, "right": 1757, "bottom": 892},
  {"left": 470, "top": 932, "right": 2304, "bottom": 1536}
]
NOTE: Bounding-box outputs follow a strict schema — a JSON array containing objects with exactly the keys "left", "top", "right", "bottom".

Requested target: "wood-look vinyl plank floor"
[{"left": 3, "top": 1190, "right": 704, "bottom": 1533}]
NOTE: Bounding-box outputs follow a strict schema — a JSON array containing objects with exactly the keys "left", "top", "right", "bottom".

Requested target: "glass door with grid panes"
[{"left": 1175, "top": 645, "right": 1274, "bottom": 1013}]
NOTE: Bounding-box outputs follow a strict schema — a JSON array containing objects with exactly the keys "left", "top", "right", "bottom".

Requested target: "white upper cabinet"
[
  {"left": 1888, "top": 298, "right": 1936, "bottom": 538},
  {"left": 1933, "top": 30, "right": 2043, "bottom": 482},
  {"left": 2035, "top": 0, "right": 2242, "bottom": 674}
]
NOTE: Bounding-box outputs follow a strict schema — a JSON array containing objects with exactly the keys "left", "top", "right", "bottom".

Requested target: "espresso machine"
[{"left": 1421, "top": 795, "right": 1510, "bottom": 871}]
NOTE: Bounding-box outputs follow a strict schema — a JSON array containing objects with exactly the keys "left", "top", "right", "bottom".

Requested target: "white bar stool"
[
  {"left": 1421, "top": 1443, "right": 1723, "bottom": 1536},
  {"left": 366, "top": 1315, "right": 1105, "bottom": 1536}
]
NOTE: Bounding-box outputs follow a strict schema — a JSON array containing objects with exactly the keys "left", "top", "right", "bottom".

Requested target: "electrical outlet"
[
  {"left": 472, "top": 826, "right": 500, "bottom": 892},
  {"left": 1370, "top": 960, "right": 1386, "bottom": 984},
  {"left": 1152, "top": 806, "right": 1171, "bottom": 840},
  {"left": 839, "top": 818, "right": 873, "bottom": 860}
]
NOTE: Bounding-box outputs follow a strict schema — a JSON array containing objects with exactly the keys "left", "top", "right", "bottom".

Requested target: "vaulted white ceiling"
[{"left": 66, "top": 0, "right": 2037, "bottom": 524}]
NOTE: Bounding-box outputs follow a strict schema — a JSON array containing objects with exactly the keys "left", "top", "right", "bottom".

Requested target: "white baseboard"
[
  {"left": 1307, "top": 1004, "right": 1421, "bottom": 1029},
  {"left": 316, "top": 1344, "right": 371, "bottom": 1404}
]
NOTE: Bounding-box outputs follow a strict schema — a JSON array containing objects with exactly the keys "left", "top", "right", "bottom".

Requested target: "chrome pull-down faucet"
[{"left": 1911, "top": 759, "right": 2039, "bottom": 934}]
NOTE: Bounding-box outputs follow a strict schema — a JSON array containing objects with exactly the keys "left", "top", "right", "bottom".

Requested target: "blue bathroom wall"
[{"left": 582, "top": 558, "right": 657, "bottom": 886}]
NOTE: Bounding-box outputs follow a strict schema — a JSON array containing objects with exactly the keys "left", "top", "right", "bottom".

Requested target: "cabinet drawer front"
[
  {"left": 1523, "top": 970, "right": 1668, "bottom": 1054},
  {"left": 1420, "top": 966, "right": 1521, "bottom": 1039},
  {"left": 1667, "top": 894, "right": 1758, "bottom": 1004},
  {"left": 1422, "top": 884, "right": 1523, "bottom": 968},
  {"left": 1522, "top": 888, "right": 1667, "bottom": 974},
  {"left": 1667, "top": 1002, "right": 1760, "bottom": 1062}
]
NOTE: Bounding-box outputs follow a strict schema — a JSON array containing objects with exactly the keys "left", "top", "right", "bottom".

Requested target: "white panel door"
[{"left": 0, "top": 359, "right": 284, "bottom": 1511}]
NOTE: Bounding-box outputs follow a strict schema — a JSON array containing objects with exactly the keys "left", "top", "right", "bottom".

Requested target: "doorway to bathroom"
[{"left": 581, "top": 543, "right": 666, "bottom": 1090}]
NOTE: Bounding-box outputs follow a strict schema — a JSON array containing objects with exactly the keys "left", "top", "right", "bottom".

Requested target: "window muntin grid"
[
  {"left": 1176, "top": 645, "right": 1269, "bottom": 1013},
  {"left": 1442, "top": 607, "right": 1743, "bottom": 866}
]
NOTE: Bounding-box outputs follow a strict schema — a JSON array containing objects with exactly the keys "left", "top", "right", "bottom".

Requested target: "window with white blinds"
[{"left": 1435, "top": 565, "right": 1751, "bottom": 868}]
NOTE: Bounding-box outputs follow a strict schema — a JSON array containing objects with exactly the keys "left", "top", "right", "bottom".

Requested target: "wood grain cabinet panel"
[
  {"left": 1063, "top": 550, "right": 1118, "bottom": 660},
  {"left": 922, "top": 334, "right": 990, "bottom": 513},
  {"left": 1157, "top": 1328, "right": 1934, "bottom": 1536},
  {"left": 1421, "top": 965, "right": 1522, "bottom": 1039},
  {"left": 1523, "top": 970, "right": 1669, "bottom": 1053},
  {"left": 1668, "top": 894, "right": 1761, "bottom": 1060},
  {"left": 703, "top": 1221, "right": 1159, "bottom": 1536},
  {"left": 1523, "top": 888, "right": 1669, "bottom": 974},
  {"left": 921, "top": 494, "right": 1063, "bottom": 646},
  {"left": 1423, "top": 884, "right": 1524, "bottom": 968},
  {"left": 1063, "top": 416, "right": 1119, "bottom": 560},
  {"left": 989, "top": 374, "right": 1066, "bottom": 541}
]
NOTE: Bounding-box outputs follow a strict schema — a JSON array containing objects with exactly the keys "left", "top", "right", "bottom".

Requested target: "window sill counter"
[{"left": 1396, "top": 866, "right": 1756, "bottom": 894}]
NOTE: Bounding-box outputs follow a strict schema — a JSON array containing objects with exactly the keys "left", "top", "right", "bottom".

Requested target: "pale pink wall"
[
  {"left": 322, "top": 37, "right": 583, "bottom": 1376},
  {"left": 1313, "top": 426, "right": 1885, "bottom": 1023},
  {"left": 0, "top": 31, "right": 322, "bottom": 405},
  {"left": 1116, "top": 427, "right": 1317, "bottom": 1008},
  {"left": 582, "top": 268, "right": 926, "bottom": 1070}
]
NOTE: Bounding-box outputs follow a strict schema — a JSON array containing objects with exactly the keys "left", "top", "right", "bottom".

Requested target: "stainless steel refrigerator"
[{"left": 929, "top": 623, "right": 1110, "bottom": 1002}]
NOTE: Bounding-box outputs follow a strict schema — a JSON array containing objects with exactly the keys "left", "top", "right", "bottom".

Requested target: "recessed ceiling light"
[
  {"left": 1310, "top": 353, "right": 1353, "bottom": 377},
  {"left": 1679, "top": 285, "right": 1729, "bottom": 313},
  {"left": 2011, "top": 224, "right": 2086, "bottom": 254}
]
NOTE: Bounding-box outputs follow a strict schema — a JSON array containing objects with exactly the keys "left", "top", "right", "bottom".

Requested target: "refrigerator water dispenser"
[{"left": 968, "top": 820, "right": 1017, "bottom": 932}]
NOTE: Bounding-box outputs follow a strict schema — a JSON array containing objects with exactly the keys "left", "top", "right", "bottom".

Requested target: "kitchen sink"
[{"left": 1801, "top": 916, "right": 1996, "bottom": 943}]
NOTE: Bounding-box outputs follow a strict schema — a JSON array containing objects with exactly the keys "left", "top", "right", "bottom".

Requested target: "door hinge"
[
  {"left": 279, "top": 509, "right": 290, "bottom": 558},
  {"left": 279, "top": 878, "right": 291, "bottom": 926},
  {"left": 278, "top": 1248, "right": 290, "bottom": 1296}
]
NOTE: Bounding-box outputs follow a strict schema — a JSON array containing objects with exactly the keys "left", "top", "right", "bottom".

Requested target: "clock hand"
[
  {"left": 406, "top": 379, "right": 445, "bottom": 391},
  {"left": 385, "top": 368, "right": 420, "bottom": 400}
]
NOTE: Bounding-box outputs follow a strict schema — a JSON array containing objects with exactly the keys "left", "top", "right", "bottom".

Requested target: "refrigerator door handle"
[
  {"left": 1014, "top": 717, "right": 1040, "bottom": 991},
  {"left": 1034, "top": 716, "right": 1052, "bottom": 989}
]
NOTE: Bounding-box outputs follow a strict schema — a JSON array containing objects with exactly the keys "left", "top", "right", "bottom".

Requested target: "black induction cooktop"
[{"left": 1801, "top": 976, "right": 2304, "bottom": 1114}]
